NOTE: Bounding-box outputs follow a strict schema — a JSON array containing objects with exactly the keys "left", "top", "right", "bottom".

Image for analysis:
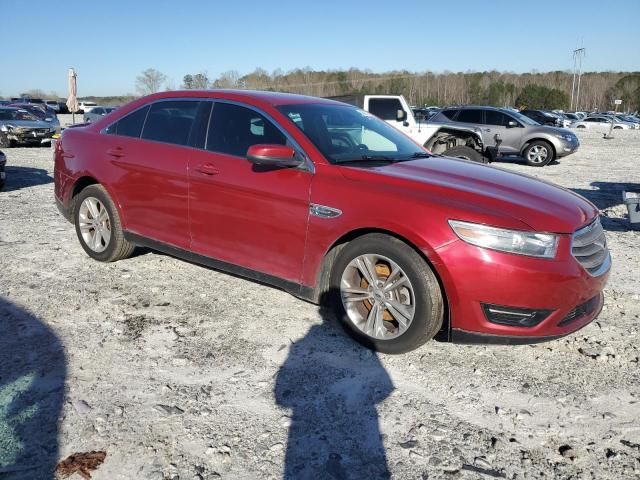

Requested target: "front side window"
[
  {"left": 456, "top": 109, "right": 483, "bottom": 124},
  {"left": 278, "top": 103, "right": 426, "bottom": 164},
  {"left": 105, "top": 105, "right": 150, "bottom": 138},
  {"left": 207, "top": 102, "right": 286, "bottom": 157},
  {"left": 141, "top": 101, "right": 200, "bottom": 146},
  {"left": 368, "top": 98, "right": 404, "bottom": 121}
]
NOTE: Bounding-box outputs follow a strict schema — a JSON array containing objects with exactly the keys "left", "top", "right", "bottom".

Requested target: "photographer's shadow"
[
  {"left": 275, "top": 290, "right": 394, "bottom": 479},
  {"left": 0, "top": 297, "right": 66, "bottom": 479}
]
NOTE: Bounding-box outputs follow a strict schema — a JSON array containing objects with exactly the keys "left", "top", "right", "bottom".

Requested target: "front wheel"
[
  {"left": 74, "top": 184, "right": 135, "bottom": 262},
  {"left": 523, "top": 140, "right": 554, "bottom": 167},
  {"left": 329, "top": 234, "right": 444, "bottom": 354},
  {"left": 443, "top": 145, "right": 487, "bottom": 164}
]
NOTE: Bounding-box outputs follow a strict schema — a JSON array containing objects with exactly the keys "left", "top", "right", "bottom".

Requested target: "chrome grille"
[{"left": 571, "top": 218, "right": 610, "bottom": 276}]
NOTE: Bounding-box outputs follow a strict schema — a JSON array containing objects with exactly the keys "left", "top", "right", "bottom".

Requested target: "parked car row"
[{"left": 53, "top": 89, "right": 610, "bottom": 353}]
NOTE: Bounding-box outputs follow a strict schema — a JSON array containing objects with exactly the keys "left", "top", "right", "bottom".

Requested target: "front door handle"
[
  {"left": 195, "top": 163, "right": 220, "bottom": 175},
  {"left": 106, "top": 147, "right": 125, "bottom": 158}
]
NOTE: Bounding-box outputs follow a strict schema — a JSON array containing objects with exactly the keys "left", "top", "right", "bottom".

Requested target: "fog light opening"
[{"left": 481, "top": 303, "right": 553, "bottom": 328}]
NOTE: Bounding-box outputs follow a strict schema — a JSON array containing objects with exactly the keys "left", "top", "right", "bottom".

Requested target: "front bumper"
[
  {"left": 10, "top": 130, "right": 54, "bottom": 145},
  {"left": 555, "top": 137, "right": 580, "bottom": 157},
  {"left": 434, "top": 235, "right": 610, "bottom": 344}
]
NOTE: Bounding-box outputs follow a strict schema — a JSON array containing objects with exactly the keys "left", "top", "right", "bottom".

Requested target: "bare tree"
[{"left": 136, "top": 68, "right": 167, "bottom": 95}]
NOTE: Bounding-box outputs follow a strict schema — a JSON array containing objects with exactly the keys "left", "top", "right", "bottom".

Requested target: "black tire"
[
  {"left": 443, "top": 145, "right": 487, "bottom": 164},
  {"left": 576, "top": 125, "right": 586, "bottom": 128},
  {"left": 74, "top": 184, "right": 135, "bottom": 262},
  {"left": 614, "top": 126, "right": 622, "bottom": 130},
  {"left": 523, "top": 140, "right": 554, "bottom": 167},
  {"left": 329, "top": 233, "right": 444, "bottom": 354}
]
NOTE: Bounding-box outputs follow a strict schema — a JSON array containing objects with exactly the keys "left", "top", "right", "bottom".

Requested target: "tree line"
[
  {"left": 13, "top": 67, "right": 639, "bottom": 112},
  {"left": 134, "top": 67, "right": 640, "bottom": 112}
]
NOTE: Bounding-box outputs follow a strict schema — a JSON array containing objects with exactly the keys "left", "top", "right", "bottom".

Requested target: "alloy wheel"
[
  {"left": 527, "top": 145, "right": 549, "bottom": 164},
  {"left": 78, "top": 197, "right": 111, "bottom": 253},
  {"left": 340, "top": 254, "right": 415, "bottom": 340}
]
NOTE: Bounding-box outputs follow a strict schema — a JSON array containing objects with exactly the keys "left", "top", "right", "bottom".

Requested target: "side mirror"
[
  {"left": 396, "top": 109, "right": 407, "bottom": 122},
  {"left": 506, "top": 120, "right": 518, "bottom": 128},
  {"left": 247, "top": 144, "right": 301, "bottom": 168}
]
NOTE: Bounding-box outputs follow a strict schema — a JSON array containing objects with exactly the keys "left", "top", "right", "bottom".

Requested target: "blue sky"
[{"left": 2, "top": 0, "right": 639, "bottom": 97}]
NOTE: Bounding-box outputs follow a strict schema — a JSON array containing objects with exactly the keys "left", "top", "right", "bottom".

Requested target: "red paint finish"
[{"left": 54, "top": 90, "right": 609, "bottom": 343}]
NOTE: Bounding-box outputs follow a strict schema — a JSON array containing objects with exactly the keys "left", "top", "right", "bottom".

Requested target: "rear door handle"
[
  {"left": 106, "top": 147, "right": 125, "bottom": 158},
  {"left": 195, "top": 163, "right": 220, "bottom": 175}
]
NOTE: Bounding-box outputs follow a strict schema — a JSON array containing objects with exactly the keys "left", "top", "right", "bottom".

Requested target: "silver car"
[
  {"left": 0, "top": 107, "right": 56, "bottom": 147},
  {"left": 429, "top": 106, "right": 579, "bottom": 167},
  {"left": 83, "top": 106, "right": 116, "bottom": 123}
]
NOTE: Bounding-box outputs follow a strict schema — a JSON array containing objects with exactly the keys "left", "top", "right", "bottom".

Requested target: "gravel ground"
[{"left": 0, "top": 124, "right": 639, "bottom": 480}]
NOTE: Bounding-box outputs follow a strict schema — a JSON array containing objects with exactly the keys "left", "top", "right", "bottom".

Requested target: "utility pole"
[{"left": 571, "top": 47, "right": 586, "bottom": 111}]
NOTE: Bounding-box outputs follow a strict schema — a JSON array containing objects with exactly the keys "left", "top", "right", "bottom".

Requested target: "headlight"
[
  {"left": 555, "top": 133, "right": 574, "bottom": 141},
  {"left": 448, "top": 220, "right": 558, "bottom": 258}
]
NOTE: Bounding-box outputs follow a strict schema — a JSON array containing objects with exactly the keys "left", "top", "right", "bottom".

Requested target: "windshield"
[
  {"left": 512, "top": 111, "right": 539, "bottom": 125},
  {"left": 0, "top": 109, "right": 39, "bottom": 121},
  {"left": 277, "top": 103, "right": 427, "bottom": 164}
]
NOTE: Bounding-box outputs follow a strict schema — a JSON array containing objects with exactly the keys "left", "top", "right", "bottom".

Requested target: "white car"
[
  {"left": 83, "top": 106, "right": 116, "bottom": 123},
  {"left": 78, "top": 101, "right": 98, "bottom": 114},
  {"left": 572, "top": 116, "right": 632, "bottom": 130}
]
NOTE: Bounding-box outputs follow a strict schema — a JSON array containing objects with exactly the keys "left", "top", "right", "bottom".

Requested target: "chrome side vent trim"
[
  {"left": 309, "top": 203, "right": 342, "bottom": 219},
  {"left": 571, "top": 218, "right": 611, "bottom": 276}
]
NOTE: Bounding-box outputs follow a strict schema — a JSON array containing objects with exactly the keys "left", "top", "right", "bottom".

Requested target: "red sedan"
[{"left": 54, "top": 90, "right": 610, "bottom": 353}]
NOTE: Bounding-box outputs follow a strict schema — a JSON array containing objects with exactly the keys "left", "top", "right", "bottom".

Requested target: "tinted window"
[
  {"left": 484, "top": 110, "right": 511, "bottom": 126},
  {"left": 368, "top": 98, "right": 403, "bottom": 121},
  {"left": 207, "top": 102, "right": 286, "bottom": 157},
  {"left": 141, "top": 101, "right": 200, "bottom": 146},
  {"left": 442, "top": 109, "right": 459, "bottom": 120},
  {"left": 93, "top": 108, "right": 103, "bottom": 115},
  {"left": 106, "top": 105, "right": 150, "bottom": 138},
  {"left": 456, "top": 109, "right": 483, "bottom": 124}
]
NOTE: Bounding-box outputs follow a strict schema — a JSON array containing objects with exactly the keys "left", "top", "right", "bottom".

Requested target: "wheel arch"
[
  {"left": 521, "top": 137, "right": 557, "bottom": 159},
  {"left": 310, "top": 227, "right": 451, "bottom": 340},
  {"left": 69, "top": 176, "right": 128, "bottom": 228}
]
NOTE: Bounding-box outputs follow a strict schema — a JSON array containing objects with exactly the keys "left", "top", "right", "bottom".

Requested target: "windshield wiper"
[{"left": 408, "top": 151, "right": 432, "bottom": 158}]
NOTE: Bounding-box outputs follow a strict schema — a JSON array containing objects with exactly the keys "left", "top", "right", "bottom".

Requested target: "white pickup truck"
[{"left": 328, "top": 94, "right": 491, "bottom": 163}]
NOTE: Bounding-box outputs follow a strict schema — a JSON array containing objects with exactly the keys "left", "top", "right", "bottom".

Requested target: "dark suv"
[{"left": 429, "top": 106, "right": 579, "bottom": 167}]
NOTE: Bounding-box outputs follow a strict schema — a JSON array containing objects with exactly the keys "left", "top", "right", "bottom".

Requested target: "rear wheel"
[
  {"left": 523, "top": 140, "right": 554, "bottom": 167},
  {"left": 329, "top": 234, "right": 444, "bottom": 354},
  {"left": 576, "top": 125, "right": 586, "bottom": 129},
  {"left": 74, "top": 185, "right": 135, "bottom": 262},
  {"left": 443, "top": 145, "right": 487, "bottom": 164}
]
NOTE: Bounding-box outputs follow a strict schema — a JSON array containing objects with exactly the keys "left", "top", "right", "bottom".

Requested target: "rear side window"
[
  {"left": 105, "top": 105, "right": 150, "bottom": 138},
  {"left": 441, "top": 109, "right": 459, "bottom": 120},
  {"left": 141, "top": 101, "right": 200, "bottom": 146},
  {"left": 484, "top": 110, "right": 510, "bottom": 126},
  {"left": 368, "top": 98, "right": 403, "bottom": 121},
  {"left": 456, "top": 109, "right": 483, "bottom": 124},
  {"left": 206, "top": 102, "right": 286, "bottom": 157}
]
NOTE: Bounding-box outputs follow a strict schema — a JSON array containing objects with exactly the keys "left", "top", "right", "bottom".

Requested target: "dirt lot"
[{"left": 1, "top": 125, "right": 639, "bottom": 480}]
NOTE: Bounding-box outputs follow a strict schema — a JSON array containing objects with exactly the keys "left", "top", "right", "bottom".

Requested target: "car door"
[
  {"left": 188, "top": 101, "right": 313, "bottom": 283},
  {"left": 101, "top": 100, "right": 200, "bottom": 249},
  {"left": 483, "top": 110, "right": 522, "bottom": 154}
]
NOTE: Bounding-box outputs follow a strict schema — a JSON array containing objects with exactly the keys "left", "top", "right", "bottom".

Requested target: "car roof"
[
  {"left": 441, "top": 105, "right": 508, "bottom": 112},
  {"left": 141, "top": 89, "right": 345, "bottom": 107}
]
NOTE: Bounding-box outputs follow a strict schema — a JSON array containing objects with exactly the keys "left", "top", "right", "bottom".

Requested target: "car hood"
[
  {"left": 341, "top": 157, "right": 597, "bottom": 234},
  {"left": 528, "top": 125, "right": 574, "bottom": 136},
  {"left": 1, "top": 119, "right": 52, "bottom": 129}
]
